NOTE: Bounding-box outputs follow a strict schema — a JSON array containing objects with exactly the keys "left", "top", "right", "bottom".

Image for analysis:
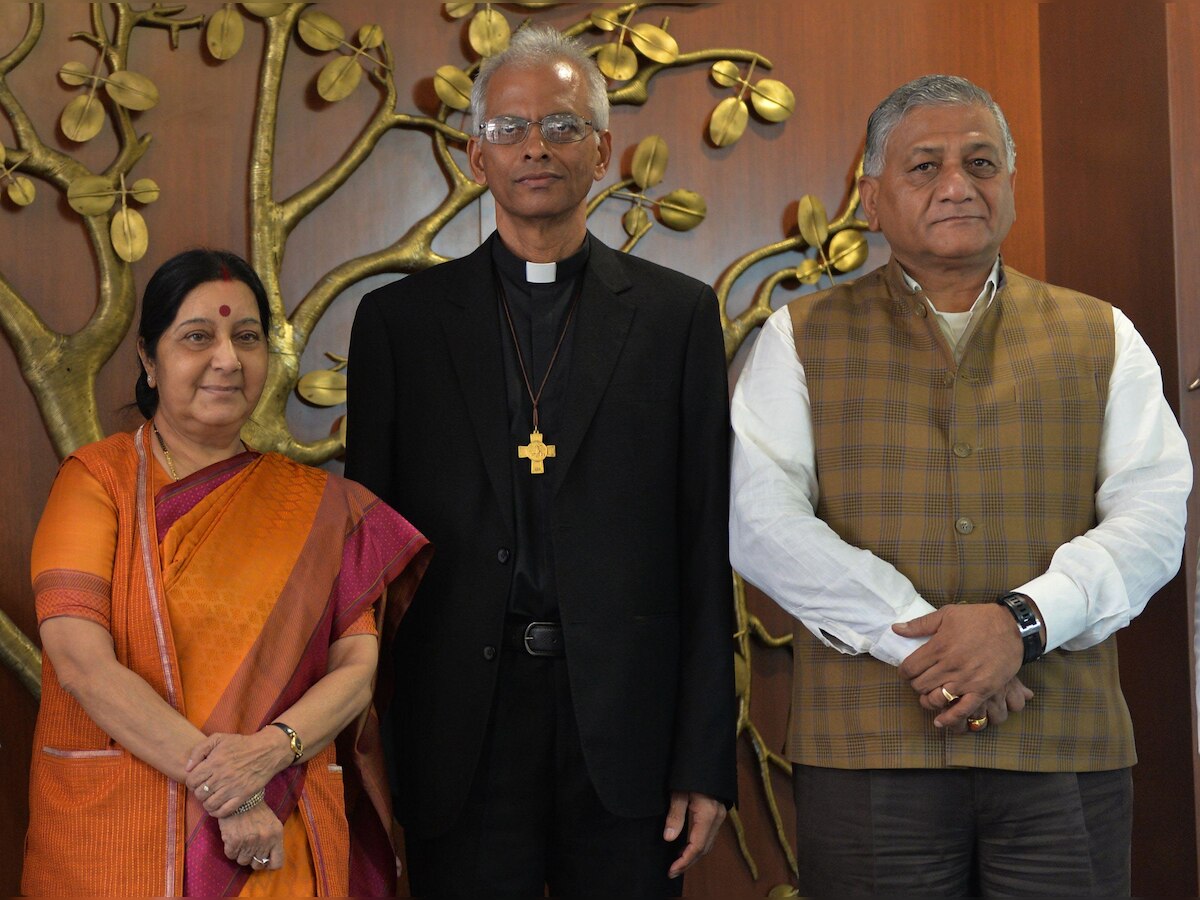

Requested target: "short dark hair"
[{"left": 134, "top": 249, "right": 271, "bottom": 418}]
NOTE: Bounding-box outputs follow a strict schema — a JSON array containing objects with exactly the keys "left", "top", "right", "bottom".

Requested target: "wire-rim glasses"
[{"left": 479, "top": 113, "right": 595, "bottom": 145}]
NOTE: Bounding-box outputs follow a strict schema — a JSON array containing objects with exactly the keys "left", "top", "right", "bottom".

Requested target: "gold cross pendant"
[{"left": 517, "top": 430, "right": 556, "bottom": 474}]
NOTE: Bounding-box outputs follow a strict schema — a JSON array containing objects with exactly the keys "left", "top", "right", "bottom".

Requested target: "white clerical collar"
[{"left": 526, "top": 260, "right": 557, "bottom": 284}]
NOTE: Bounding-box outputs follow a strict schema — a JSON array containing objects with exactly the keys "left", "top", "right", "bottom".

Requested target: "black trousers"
[
  {"left": 793, "top": 764, "right": 1132, "bottom": 898},
  {"left": 405, "top": 645, "right": 682, "bottom": 898}
]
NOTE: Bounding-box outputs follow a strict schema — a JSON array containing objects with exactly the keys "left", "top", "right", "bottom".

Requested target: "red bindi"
[{"left": 218, "top": 304, "right": 231, "bottom": 317}]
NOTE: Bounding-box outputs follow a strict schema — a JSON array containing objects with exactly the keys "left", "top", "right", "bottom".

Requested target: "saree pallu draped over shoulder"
[{"left": 23, "top": 426, "right": 429, "bottom": 897}]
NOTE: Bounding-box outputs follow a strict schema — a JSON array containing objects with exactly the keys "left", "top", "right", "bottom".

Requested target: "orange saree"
[{"left": 23, "top": 425, "right": 429, "bottom": 896}]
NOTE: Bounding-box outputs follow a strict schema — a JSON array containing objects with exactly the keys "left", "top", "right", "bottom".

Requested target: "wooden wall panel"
[
  {"left": 1165, "top": 3, "right": 1200, "bottom": 886},
  {"left": 6, "top": 2, "right": 1191, "bottom": 896},
  {"left": 1040, "top": 3, "right": 1196, "bottom": 895}
]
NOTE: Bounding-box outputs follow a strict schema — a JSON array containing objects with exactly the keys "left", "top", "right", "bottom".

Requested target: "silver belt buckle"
[{"left": 523, "top": 621, "right": 561, "bottom": 657}]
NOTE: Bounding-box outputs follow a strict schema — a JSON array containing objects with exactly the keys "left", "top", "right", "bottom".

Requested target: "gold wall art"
[{"left": 1, "top": 3, "right": 873, "bottom": 893}]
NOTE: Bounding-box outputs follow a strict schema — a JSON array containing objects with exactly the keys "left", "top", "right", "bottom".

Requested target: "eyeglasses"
[{"left": 478, "top": 113, "right": 594, "bottom": 145}]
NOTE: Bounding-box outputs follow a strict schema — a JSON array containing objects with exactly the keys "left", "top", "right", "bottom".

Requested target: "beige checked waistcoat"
[{"left": 787, "top": 258, "right": 1133, "bottom": 772}]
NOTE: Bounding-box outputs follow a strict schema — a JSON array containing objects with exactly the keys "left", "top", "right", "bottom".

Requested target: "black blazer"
[{"left": 345, "top": 234, "right": 736, "bottom": 838}]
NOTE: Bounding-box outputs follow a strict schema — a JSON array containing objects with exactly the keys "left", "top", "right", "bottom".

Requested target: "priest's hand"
[{"left": 664, "top": 790, "right": 726, "bottom": 879}]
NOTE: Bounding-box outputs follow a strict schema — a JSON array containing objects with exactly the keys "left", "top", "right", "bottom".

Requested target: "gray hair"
[
  {"left": 471, "top": 24, "right": 610, "bottom": 134},
  {"left": 863, "top": 74, "right": 1016, "bottom": 177}
]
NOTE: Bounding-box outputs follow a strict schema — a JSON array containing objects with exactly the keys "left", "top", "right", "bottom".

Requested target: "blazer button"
[
  {"left": 496, "top": 547, "right": 511, "bottom": 564},
  {"left": 483, "top": 646, "right": 497, "bottom": 661}
]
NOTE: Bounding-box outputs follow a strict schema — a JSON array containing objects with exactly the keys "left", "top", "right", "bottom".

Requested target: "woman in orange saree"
[{"left": 22, "top": 250, "right": 429, "bottom": 896}]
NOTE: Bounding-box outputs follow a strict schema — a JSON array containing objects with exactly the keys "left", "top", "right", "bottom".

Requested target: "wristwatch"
[
  {"left": 996, "top": 593, "right": 1044, "bottom": 665},
  {"left": 271, "top": 722, "right": 303, "bottom": 762}
]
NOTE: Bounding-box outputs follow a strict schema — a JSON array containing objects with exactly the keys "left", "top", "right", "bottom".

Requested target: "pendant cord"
[
  {"left": 151, "top": 420, "right": 180, "bottom": 481},
  {"left": 496, "top": 274, "right": 583, "bottom": 434}
]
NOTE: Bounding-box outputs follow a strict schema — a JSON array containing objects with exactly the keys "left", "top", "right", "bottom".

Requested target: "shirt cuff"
[
  {"left": 1014, "top": 571, "right": 1086, "bottom": 653},
  {"left": 872, "top": 596, "right": 938, "bottom": 667}
]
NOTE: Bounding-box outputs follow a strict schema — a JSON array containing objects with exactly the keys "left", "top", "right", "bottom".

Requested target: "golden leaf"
[
  {"left": 630, "top": 135, "right": 668, "bottom": 190},
  {"left": 206, "top": 6, "right": 245, "bottom": 61},
  {"left": 595, "top": 42, "right": 637, "bottom": 81},
  {"left": 67, "top": 175, "right": 116, "bottom": 216},
  {"left": 589, "top": 9, "right": 620, "bottom": 32},
  {"left": 0, "top": 145, "right": 4, "bottom": 164},
  {"left": 468, "top": 8, "right": 510, "bottom": 58},
  {"left": 317, "top": 56, "right": 363, "bottom": 102},
  {"left": 7, "top": 176, "right": 35, "bottom": 207},
  {"left": 767, "top": 886, "right": 801, "bottom": 899},
  {"left": 629, "top": 23, "right": 678, "bottom": 64},
  {"left": 357, "top": 24, "right": 384, "bottom": 49},
  {"left": 58, "top": 61, "right": 91, "bottom": 87},
  {"left": 297, "top": 369, "right": 348, "bottom": 406},
  {"left": 751, "top": 78, "right": 795, "bottom": 123},
  {"left": 241, "top": 2, "right": 288, "bottom": 17},
  {"left": 514, "top": 1, "right": 559, "bottom": 6},
  {"left": 708, "top": 96, "right": 747, "bottom": 148},
  {"left": 105, "top": 70, "right": 159, "bottom": 111},
  {"left": 734, "top": 650, "right": 748, "bottom": 697},
  {"left": 130, "top": 178, "right": 161, "bottom": 204},
  {"left": 60, "top": 94, "right": 105, "bottom": 143},
  {"left": 797, "top": 194, "right": 829, "bottom": 248},
  {"left": 110, "top": 207, "right": 149, "bottom": 263},
  {"left": 794, "top": 258, "right": 822, "bottom": 285},
  {"left": 434, "top": 65, "right": 474, "bottom": 112},
  {"left": 297, "top": 10, "right": 344, "bottom": 52},
  {"left": 657, "top": 188, "right": 706, "bottom": 231},
  {"left": 444, "top": 2, "right": 475, "bottom": 19},
  {"left": 622, "top": 205, "right": 650, "bottom": 237},
  {"left": 710, "top": 60, "right": 740, "bottom": 88},
  {"left": 829, "top": 230, "right": 868, "bottom": 273}
]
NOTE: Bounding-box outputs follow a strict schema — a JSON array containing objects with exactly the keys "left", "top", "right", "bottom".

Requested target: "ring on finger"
[
  {"left": 967, "top": 713, "right": 989, "bottom": 732},
  {"left": 200, "top": 783, "right": 211, "bottom": 794},
  {"left": 252, "top": 855, "right": 270, "bottom": 866},
  {"left": 941, "top": 686, "right": 959, "bottom": 704}
]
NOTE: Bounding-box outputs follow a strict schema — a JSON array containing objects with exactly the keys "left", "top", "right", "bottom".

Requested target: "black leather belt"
[{"left": 505, "top": 619, "right": 565, "bottom": 657}]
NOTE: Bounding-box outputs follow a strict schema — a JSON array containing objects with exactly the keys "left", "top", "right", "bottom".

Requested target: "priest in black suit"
[{"left": 345, "top": 24, "right": 736, "bottom": 898}]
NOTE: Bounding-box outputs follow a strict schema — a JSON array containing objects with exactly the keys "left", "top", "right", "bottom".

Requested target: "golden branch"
[
  {"left": 0, "top": 2, "right": 42, "bottom": 74},
  {"left": 0, "top": 609, "right": 40, "bottom": 700}
]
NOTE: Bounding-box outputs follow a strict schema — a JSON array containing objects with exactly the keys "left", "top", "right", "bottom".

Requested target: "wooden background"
[{"left": 1, "top": 2, "right": 1197, "bottom": 895}]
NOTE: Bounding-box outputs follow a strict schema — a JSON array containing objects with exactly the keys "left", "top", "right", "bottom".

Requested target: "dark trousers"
[
  {"left": 794, "top": 764, "right": 1132, "bottom": 898},
  {"left": 406, "top": 645, "right": 681, "bottom": 898}
]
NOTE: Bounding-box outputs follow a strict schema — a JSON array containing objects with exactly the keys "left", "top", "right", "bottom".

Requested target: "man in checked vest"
[{"left": 729, "top": 74, "right": 1191, "bottom": 895}]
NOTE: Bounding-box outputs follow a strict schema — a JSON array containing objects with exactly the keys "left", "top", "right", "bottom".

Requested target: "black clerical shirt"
[{"left": 492, "top": 234, "right": 590, "bottom": 621}]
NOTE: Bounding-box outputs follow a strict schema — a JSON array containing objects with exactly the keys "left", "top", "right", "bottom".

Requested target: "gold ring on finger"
[
  {"left": 941, "top": 686, "right": 959, "bottom": 704},
  {"left": 967, "top": 714, "right": 989, "bottom": 732}
]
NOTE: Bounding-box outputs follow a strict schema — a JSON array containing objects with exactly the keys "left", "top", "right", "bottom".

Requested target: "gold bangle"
[{"left": 234, "top": 788, "right": 265, "bottom": 815}]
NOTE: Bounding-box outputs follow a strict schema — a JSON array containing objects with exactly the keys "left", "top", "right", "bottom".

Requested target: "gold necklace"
[
  {"left": 151, "top": 421, "right": 180, "bottom": 481},
  {"left": 496, "top": 274, "right": 582, "bottom": 475}
]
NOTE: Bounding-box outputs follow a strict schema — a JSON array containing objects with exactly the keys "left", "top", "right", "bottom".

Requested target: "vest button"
[
  {"left": 955, "top": 517, "right": 975, "bottom": 535},
  {"left": 953, "top": 441, "right": 972, "bottom": 458},
  {"left": 916, "top": 303, "right": 928, "bottom": 318},
  {"left": 483, "top": 646, "right": 497, "bottom": 661},
  {"left": 942, "top": 372, "right": 955, "bottom": 387},
  {"left": 497, "top": 547, "right": 511, "bottom": 564}
]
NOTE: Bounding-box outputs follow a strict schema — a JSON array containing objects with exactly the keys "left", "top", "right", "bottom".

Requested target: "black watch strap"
[
  {"left": 996, "top": 592, "right": 1043, "bottom": 665},
  {"left": 271, "top": 721, "right": 303, "bottom": 762}
]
